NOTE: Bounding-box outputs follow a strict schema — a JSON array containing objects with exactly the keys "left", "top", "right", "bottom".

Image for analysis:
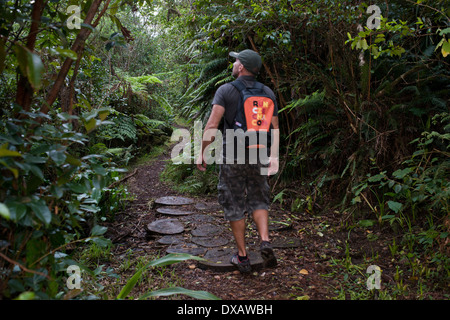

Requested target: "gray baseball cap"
[{"left": 229, "top": 49, "right": 262, "bottom": 75}]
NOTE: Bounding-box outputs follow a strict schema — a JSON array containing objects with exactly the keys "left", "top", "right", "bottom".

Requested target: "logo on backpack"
[{"left": 231, "top": 80, "right": 275, "bottom": 149}]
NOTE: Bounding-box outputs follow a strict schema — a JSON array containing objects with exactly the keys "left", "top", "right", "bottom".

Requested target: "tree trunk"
[
  {"left": 41, "top": 0, "right": 107, "bottom": 114},
  {"left": 15, "top": 0, "right": 44, "bottom": 112}
]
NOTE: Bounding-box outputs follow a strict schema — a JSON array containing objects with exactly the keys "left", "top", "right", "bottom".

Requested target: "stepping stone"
[
  {"left": 154, "top": 196, "right": 194, "bottom": 206},
  {"left": 271, "top": 237, "right": 302, "bottom": 248},
  {"left": 191, "top": 223, "right": 224, "bottom": 237},
  {"left": 166, "top": 243, "right": 207, "bottom": 256},
  {"left": 156, "top": 207, "right": 194, "bottom": 216},
  {"left": 157, "top": 235, "right": 184, "bottom": 245},
  {"left": 194, "top": 203, "right": 208, "bottom": 210},
  {"left": 147, "top": 219, "right": 185, "bottom": 235},
  {"left": 194, "top": 202, "right": 222, "bottom": 211},
  {"left": 197, "top": 247, "right": 263, "bottom": 272},
  {"left": 191, "top": 236, "right": 229, "bottom": 248},
  {"left": 180, "top": 214, "right": 216, "bottom": 224}
]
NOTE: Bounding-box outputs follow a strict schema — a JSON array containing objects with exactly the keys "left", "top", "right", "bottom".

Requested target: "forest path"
[{"left": 102, "top": 141, "right": 358, "bottom": 300}]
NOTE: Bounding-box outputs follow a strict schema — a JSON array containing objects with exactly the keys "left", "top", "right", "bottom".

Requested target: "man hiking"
[{"left": 197, "top": 49, "right": 279, "bottom": 273}]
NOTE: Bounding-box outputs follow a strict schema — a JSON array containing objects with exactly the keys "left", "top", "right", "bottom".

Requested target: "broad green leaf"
[
  {"left": 146, "top": 253, "right": 205, "bottom": 268},
  {"left": 0, "top": 160, "right": 18, "bottom": 178},
  {"left": 29, "top": 164, "right": 44, "bottom": 180},
  {"left": 439, "top": 28, "right": 450, "bottom": 36},
  {"left": 91, "top": 237, "right": 112, "bottom": 248},
  {"left": 23, "top": 154, "right": 46, "bottom": 163},
  {"left": 49, "top": 149, "right": 67, "bottom": 166},
  {"left": 14, "top": 44, "right": 44, "bottom": 90},
  {"left": 387, "top": 200, "right": 402, "bottom": 213},
  {"left": 442, "top": 40, "right": 450, "bottom": 58},
  {"left": 140, "top": 287, "right": 220, "bottom": 300},
  {"left": 392, "top": 168, "right": 412, "bottom": 179},
  {"left": 80, "top": 23, "right": 95, "bottom": 31},
  {"left": 98, "top": 109, "right": 109, "bottom": 121},
  {"left": 0, "top": 203, "right": 10, "bottom": 220},
  {"left": 91, "top": 225, "right": 108, "bottom": 236},
  {"left": 117, "top": 253, "right": 205, "bottom": 299},
  {"left": 27, "top": 50, "right": 45, "bottom": 90},
  {"left": 6, "top": 202, "right": 27, "bottom": 221},
  {"left": 65, "top": 154, "right": 82, "bottom": 166},
  {"left": 28, "top": 199, "right": 52, "bottom": 225},
  {"left": 14, "top": 44, "right": 28, "bottom": 78},
  {"left": 55, "top": 48, "right": 78, "bottom": 60},
  {"left": 368, "top": 173, "right": 385, "bottom": 182},
  {"left": 14, "top": 291, "right": 36, "bottom": 300},
  {"left": 0, "top": 149, "right": 22, "bottom": 157},
  {"left": 358, "top": 219, "right": 375, "bottom": 227},
  {"left": 84, "top": 118, "right": 97, "bottom": 132}
]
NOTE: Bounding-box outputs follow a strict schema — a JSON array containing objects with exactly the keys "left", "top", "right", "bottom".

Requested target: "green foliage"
[
  {"left": 117, "top": 253, "right": 220, "bottom": 300},
  {"left": 161, "top": 160, "right": 219, "bottom": 196},
  {"left": 351, "top": 113, "right": 449, "bottom": 285},
  {"left": 123, "top": 74, "right": 163, "bottom": 95},
  {"left": 352, "top": 112, "right": 449, "bottom": 224},
  {"left": 0, "top": 109, "right": 126, "bottom": 299}
]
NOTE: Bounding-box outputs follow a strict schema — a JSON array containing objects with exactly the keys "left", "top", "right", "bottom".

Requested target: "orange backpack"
[{"left": 230, "top": 80, "right": 275, "bottom": 149}]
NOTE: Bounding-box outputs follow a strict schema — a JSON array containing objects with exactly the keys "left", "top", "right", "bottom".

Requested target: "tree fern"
[
  {"left": 134, "top": 114, "right": 166, "bottom": 129},
  {"left": 124, "top": 74, "right": 163, "bottom": 95},
  {"left": 97, "top": 113, "right": 137, "bottom": 144}
]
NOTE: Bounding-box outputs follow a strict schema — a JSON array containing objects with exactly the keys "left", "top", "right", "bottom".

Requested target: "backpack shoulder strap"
[
  {"left": 230, "top": 80, "right": 247, "bottom": 94},
  {"left": 230, "top": 79, "right": 264, "bottom": 92},
  {"left": 253, "top": 81, "right": 264, "bottom": 90}
]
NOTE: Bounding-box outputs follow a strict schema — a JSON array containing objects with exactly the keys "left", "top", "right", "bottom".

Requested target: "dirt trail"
[{"left": 102, "top": 144, "right": 362, "bottom": 300}]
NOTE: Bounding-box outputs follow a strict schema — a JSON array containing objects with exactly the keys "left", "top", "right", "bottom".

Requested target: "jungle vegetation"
[{"left": 0, "top": 0, "right": 448, "bottom": 299}]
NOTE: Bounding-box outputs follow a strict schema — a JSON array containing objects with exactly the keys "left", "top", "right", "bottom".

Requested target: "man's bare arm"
[
  {"left": 268, "top": 116, "right": 279, "bottom": 175},
  {"left": 197, "top": 104, "right": 225, "bottom": 171}
]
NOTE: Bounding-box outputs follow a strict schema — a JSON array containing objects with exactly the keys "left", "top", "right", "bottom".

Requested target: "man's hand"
[
  {"left": 197, "top": 154, "right": 207, "bottom": 172},
  {"left": 267, "top": 157, "right": 279, "bottom": 176}
]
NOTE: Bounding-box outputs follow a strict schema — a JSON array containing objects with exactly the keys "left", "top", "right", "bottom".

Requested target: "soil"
[{"left": 101, "top": 143, "right": 447, "bottom": 300}]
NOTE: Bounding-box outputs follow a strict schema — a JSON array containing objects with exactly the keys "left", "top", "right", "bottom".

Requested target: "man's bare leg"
[
  {"left": 230, "top": 218, "right": 247, "bottom": 257},
  {"left": 253, "top": 209, "right": 277, "bottom": 267},
  {"left": 252, "top": 209, "right": 270, "bottom": 242}
]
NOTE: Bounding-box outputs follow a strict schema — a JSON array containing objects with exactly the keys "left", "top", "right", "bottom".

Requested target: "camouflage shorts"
[{"left": 217, "top": 163, "right": 270, "bottom": 221}]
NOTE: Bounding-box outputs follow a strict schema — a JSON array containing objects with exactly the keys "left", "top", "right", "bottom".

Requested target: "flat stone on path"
[
  {"left": 156, "top": 207, "right": 194, "bottom": 216},
  {"left": 194, "top": 202, "right": 222, "bottom": 211},
  {"left": 191, "top": 236, "right": 229, "bottom": 248},
  {"left": 191, "top": 223, "right": 224, "bottom": 237},
  {"left": 166, "top": 243, "right": 207, "bottom": 256},
  {"left": 180, "top": 214, "right": 216, "bottom": 224},
  {"left": 197, "top": 247, "right": 263, "bottom": 272},
  {"left": 157, "top": 235, "right": 184, "bottom": 245},
  {"left": 147, "top": 218, "right": 185, "bottom": 235},
  {"left": 155, "top": 196, "right": 194, "bottom": 206}
]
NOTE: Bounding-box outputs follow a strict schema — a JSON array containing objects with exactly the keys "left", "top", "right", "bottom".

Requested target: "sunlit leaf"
[
  {"left": 0, "top": 203, "right": 10, "bottom": 220},
  {"left": 140, "top": 287, "right": 221, "bottom": 300},
  {"left": 0, "top": 149, "right": 22, "bottom": 157}
]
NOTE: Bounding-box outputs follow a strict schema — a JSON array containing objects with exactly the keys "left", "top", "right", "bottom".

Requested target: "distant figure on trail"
[{"left": 197, "top": 49, "right": 280, "bottom": 273}]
